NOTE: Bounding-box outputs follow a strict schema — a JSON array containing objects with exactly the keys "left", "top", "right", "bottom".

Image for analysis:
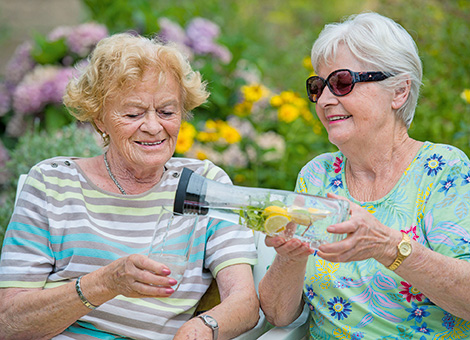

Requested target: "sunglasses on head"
[{"left": 306, "top": 69, "right": 394, "bottom": 103}]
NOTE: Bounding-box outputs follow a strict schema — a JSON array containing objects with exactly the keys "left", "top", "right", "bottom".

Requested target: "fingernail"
[
  {"left": 162, "top": 269, "right": 171, "bottom": 275},
  {"left": 169, "top": 279, "right": 177, "bottom": 285},
  {"left": 165, "top": 288, "right": 174, "bottom": 294}
]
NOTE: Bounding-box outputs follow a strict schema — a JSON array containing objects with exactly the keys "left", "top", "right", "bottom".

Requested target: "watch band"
[
  {"left": 198, "top": 314, "right": 219, "bottom": 340},
  {"left": 387, "top": 232, "right": 412, "bottom": 271}
]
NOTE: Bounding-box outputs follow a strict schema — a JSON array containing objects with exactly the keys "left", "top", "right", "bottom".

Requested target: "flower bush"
[
  {"left": 1, "top": 0, "right": 469, "bottom": 238},
  {"left": 0, "top": 22, "right": 108, "bottom": 140}
]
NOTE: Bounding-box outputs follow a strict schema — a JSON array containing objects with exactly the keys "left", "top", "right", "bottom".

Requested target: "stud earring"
[{"left": 102, "top": 132, "right": 107, "bottom": 138}]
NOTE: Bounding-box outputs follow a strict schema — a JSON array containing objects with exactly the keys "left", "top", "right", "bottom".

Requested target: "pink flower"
[
  {"left": 401, "top": 226, "right": 418, "bottom": 241},
  {"left": 333, "top": 157, "right": 343, "bottom": 173},
  {"left": 399, "top": 281, "right": 424, "bottom": 303}
]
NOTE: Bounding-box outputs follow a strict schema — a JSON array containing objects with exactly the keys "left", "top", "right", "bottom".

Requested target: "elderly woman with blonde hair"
[{"left": 0, "top": 33, "right": 259, "bottom": 340}]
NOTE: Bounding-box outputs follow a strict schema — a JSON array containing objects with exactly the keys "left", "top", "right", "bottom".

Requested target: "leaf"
[
  {"left": 44, "top": 106, "right": 74, "bottom": 133},
  {"left": 455, "top": 201, "right": 468, "bottom": 219},
  {"left": 31, "top": 33, "right": 68, "bottom": 65}
]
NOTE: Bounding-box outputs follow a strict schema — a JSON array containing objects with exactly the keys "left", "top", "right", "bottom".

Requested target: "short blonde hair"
[{"left": 64, "top": 33, "right": 209, "bottom": 136}]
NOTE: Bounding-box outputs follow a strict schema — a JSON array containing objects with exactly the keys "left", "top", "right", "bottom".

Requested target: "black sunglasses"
[{"left": 306, "top": 69, "right": 394, "bottom": 103}]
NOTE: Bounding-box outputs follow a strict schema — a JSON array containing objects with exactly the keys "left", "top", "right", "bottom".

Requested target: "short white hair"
[{"left": 311, "top": 12, "right": 422, "bottom": 129}]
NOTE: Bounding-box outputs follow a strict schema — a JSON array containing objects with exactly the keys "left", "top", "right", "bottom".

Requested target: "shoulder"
[
  {"left": 421, "top": 142, "right": 470, "bottom": 169},
  {"left": 166, "top": 158, "right": 233, "bottom": 184},
  {"left": 298, "top": 151, "right": 344, "bottom": 178}
]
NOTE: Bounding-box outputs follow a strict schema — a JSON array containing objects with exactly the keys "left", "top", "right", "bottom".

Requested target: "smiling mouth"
[
  {"left": 327, "top": 115, "right": 352, "bottom": 122},
  {"left": 136, "top": 141, "right": 164, "bottom": 146}
]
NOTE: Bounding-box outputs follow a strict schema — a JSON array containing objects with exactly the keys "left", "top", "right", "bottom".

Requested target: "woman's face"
[
  {"left": 315, "top": 46, "right": 397, "bottom": 149},
  {"left": 97, "top": 71, "right": 183, "bottom": 174}
]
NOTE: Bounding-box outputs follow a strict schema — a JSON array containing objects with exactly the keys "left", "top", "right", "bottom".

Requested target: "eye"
[{"left": 158, "top": 110, "right": 177, "bottom": 119}]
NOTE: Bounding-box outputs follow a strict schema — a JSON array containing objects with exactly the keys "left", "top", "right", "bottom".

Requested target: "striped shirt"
[{"left": 0, "top": 156, "right": 257, "bottom": 339}]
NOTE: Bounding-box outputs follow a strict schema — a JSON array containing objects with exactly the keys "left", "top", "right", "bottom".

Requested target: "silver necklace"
[{"left": 103, "top": 152, "right": 127, "bottom": 195}]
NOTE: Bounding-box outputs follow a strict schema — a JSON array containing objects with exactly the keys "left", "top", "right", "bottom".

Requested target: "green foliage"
[
  {"left": 1, "top": 0, "right": 469, "bottom": 247},
  {"left": 31, "top": 33, "right": 68, "bottom": 65},
  {"left": 0, "top": 124, "right": 103, "bottom": 245},
  {"left": 82, "top": 0, "right": 160, "bottom": 34}
]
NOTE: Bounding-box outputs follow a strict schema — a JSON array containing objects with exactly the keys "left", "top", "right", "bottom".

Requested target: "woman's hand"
[
  {"left": 316, "top": 193, "right": 401, "bottom": 265},
  {"left": 265, "top": 222, "right": 316, "bottom": 263},
  {"left": 87, "top": 254, "right": 179, "bottom": 304}
]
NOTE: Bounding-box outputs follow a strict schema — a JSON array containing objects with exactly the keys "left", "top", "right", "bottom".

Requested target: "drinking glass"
[{"left": 148, "top": 208, "right": 198, "bottom": 290}]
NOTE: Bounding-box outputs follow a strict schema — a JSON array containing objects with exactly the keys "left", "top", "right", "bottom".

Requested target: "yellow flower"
[
  {"left": 293, "top": 97, "right": 308, "bottom": 109},
  {"left": 197, "top": 131, "right": 219, "bottom": 143},
  {"left": 270, "top": 95, "right": 283, "bottom": 107},
  {"left": 175, "top": 122, "right": 197, "bottom": 154},
  {"left": 219, "top": 123, "right": 242, "bottom": 144},
  {"left": 280, "top": 91, "right": 297, "bottom": 104},
  {"left": 301, "top": 108, "right": 314, "bottom": 122},
  {"left": 278, "top": 103, "right": 300, "bottom": 123},
  {"left": 179, "top": 121, "right": 197, "bottom": 138},
  {"left": 234, "top": 101, "right": 253, "bottom": 117},
  {"left": 302, "top": 56, "right": 313, "bottom": 71},
  {"left": 461, "top": 89, "right": 470, "bottom": 104},
  {"left": 205, "top": 119, "right": 218, "bottom": 132},
  {"left": 196, "top": 150, "right": 208, "bottom": 160},
  {"left": 175, "top": 135, "right": 193, "bottom": 154},
  {"left": 242, "top": 83, "right": 268, "bottom": 102}
]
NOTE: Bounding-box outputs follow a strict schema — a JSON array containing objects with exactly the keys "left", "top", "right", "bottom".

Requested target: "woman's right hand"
[
  {"left": 265, "top": 222, "right": 315, "bottom": 263},
  {"left": 90, "top": 254, "right": 178, "bottom": 302}
]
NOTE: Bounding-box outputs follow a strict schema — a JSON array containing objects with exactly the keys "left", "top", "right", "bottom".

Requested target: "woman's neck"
[{"left": 342, "top": 135, "right": 422, "bottom": 202}]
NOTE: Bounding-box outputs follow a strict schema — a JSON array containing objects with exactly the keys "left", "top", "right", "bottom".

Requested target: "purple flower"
[
  {"left": 47, "top": 25, "right": 74, "bottom": 41},
  {"left": 67, "top": 23, "right": 108, "bottom": 57},
  {"left": 186, "top": 17, "right": 220, "bottom": 42},
  {"left": 0, "top": 83, "right": 11, "bottom": 116},
  {"left": 4, "top": 41, "right": 35, "bottom": 87},
  {"left": 12, "top": 65, "right": 75, "bottom": 115},
  {"left": 158, "top": 17, "right": 188, "bottom": 45}
]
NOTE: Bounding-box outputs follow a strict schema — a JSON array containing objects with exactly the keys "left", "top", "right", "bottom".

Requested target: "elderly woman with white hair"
[{"left": 259, "top": 12, "right": 470, "bottom": 339}]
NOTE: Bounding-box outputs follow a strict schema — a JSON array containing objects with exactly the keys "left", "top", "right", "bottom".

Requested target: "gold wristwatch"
[{"left": 387, "top": 232, "right": 412, "bottom": 271}]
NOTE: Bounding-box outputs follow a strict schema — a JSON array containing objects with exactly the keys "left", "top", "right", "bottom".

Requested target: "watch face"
[
  {"left": 400, "top": 243, "right": 412, "bottom": 256},
  {"left": 203, "top": 315, "right": 218, "bottom": 327}
]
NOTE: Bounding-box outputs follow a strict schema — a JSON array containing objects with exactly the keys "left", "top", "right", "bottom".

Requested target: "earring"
[{"left": 102, "top": 132, "right": 107, "bottom": 138}]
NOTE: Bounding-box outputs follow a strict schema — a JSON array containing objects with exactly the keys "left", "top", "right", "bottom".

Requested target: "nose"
[
  {"left": 141, "top": 111, "right": 163, "bottom": 135},
  {"left": 316, "top": 83, "right": 337, "bottom": 107}
]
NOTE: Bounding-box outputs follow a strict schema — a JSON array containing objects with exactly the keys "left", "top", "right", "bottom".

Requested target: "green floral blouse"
[{"left": 295, "top": 142, "right": 470, "bottom": 340}]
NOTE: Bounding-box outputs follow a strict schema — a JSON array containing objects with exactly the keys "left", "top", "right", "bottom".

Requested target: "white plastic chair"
[
  {"left": 15, "top": 174, "right": 308, "bottom": 339},
  {"left": 234, "top": 231, "right": 309, "bottom": 340}
]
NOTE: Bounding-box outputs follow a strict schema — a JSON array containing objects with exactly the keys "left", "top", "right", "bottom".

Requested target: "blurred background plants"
[{"left": 0, "top": 0, "right": 469, "bottom": 243}]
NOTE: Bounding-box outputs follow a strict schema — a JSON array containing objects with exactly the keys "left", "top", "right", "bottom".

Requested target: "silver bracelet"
[{"left": 75, "top": 275, "right": 99, "bottom": 310}]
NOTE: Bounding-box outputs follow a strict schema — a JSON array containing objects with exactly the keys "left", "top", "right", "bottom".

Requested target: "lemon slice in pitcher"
[{"left": 264, "top": 215, "right": 290, "bottom": 235}]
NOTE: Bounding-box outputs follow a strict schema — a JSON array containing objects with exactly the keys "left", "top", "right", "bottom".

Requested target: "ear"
[
  {"left": 391, "top": 79, "right": 411, "bottom": 110},
  {"left": 94, "top": 117, "right": 105, "bottom": 135}
]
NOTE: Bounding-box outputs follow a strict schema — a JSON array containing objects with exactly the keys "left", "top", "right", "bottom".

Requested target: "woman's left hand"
[{"left": 316, "top": 193, "right": 401, "bottom": 265}]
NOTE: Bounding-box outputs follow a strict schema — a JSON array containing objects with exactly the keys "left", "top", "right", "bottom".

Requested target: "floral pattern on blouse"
[{"left": 296, "top": 142, "right": 470, "bottom": 339}]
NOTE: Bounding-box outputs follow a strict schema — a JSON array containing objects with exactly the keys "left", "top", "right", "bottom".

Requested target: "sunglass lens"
[
  {"left": 329, "top": 70, "right": 354, "bottom": 96},
  {"left": 307, "top": 77, "right": 325, "bottom": 102}
]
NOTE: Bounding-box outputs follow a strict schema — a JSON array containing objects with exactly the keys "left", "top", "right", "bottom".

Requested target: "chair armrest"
[{"left": 256, "top": 305, "right": 309, "bottom": 340}]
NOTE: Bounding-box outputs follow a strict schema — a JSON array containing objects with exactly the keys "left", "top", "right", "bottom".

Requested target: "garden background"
[{"left": 0, "top": 0, "right": 469, "bottom": 246}]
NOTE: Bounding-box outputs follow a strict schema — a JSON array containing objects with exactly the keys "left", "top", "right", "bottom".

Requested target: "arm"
[
  {"left": 174, "top": 264, "right": 259, "bottom": 340},
  {"left": 0, "top": 254, "right": 178, "bottom": 339},
  {"left": 258, "top": 229, "right": 315, "bottom": 326},
  {"left": 320, "top": 193, "right": 470, "bottom": 321}
]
